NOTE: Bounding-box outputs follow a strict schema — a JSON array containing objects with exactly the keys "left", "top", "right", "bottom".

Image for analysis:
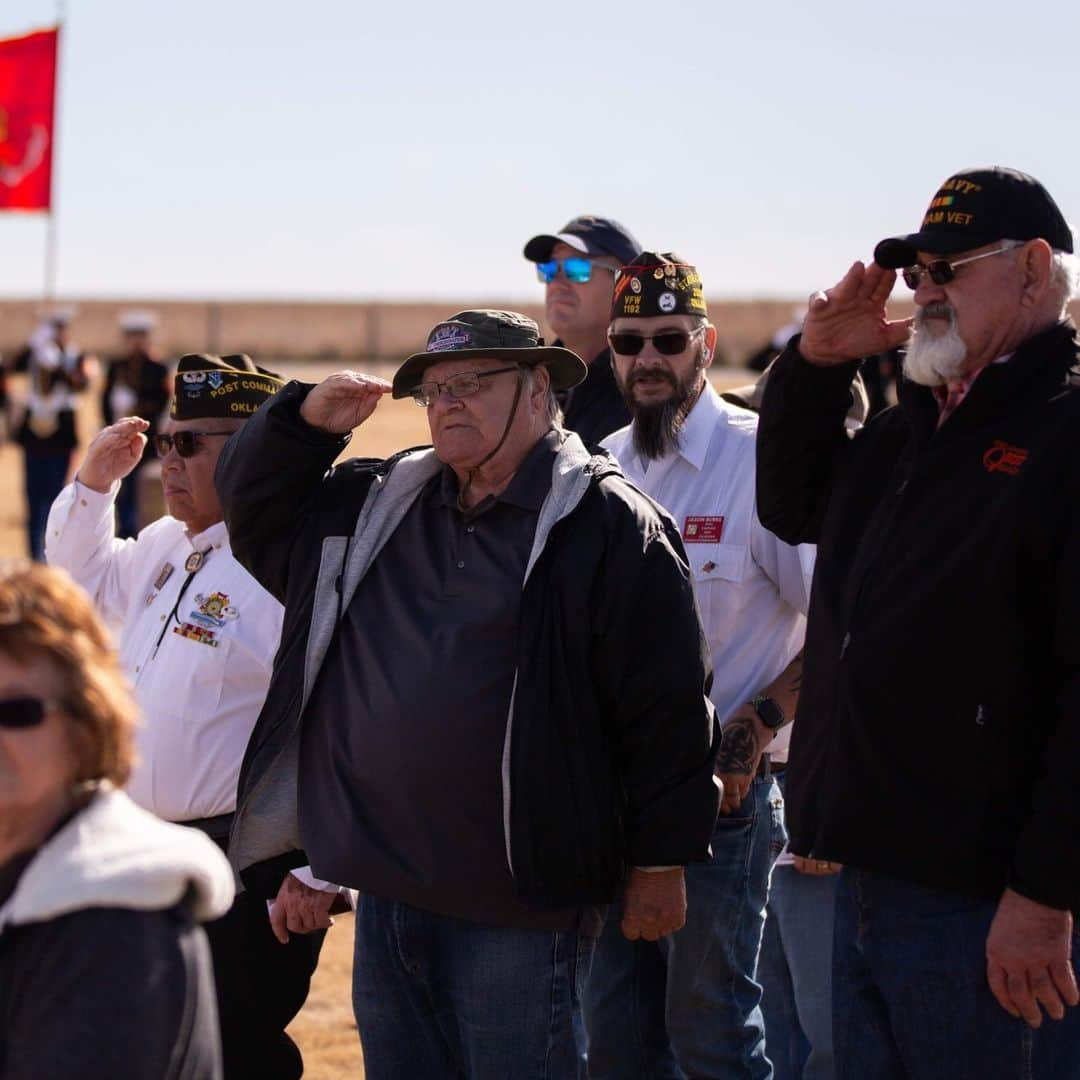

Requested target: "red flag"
[{"left": 0, "top": 27, "right": 58, "bottom": 211}]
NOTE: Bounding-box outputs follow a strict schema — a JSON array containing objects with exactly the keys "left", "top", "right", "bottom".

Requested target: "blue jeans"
[
  {"left": 584, "top": 775, "right": 786, "bottom": 1078},
  {"left": 352, "top": 896, "right": 594, "bottom": 1079},
  {"left": 759, "top": 855, "right": 837, "bottom": 1079},
  {"left": 23, "top": 451, "right": 70, "bottom": 561},
  {"left": 833, "top": 868, "right": 1080, "bottom": 1080}
]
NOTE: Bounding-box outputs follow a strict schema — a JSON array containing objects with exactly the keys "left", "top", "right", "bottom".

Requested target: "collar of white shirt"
[{"left": 186, "top": 519, "right": 229, "bottom": 552}]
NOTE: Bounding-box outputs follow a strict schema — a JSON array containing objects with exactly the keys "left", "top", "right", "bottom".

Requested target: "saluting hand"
[
  {"left": 77, "top": 417, "right": 150, "bottom": 494},
  {"left": 799, "top": 261, "right": 913, "bottom": 366},
  {"left": 299, "top": 371, "right": 392, "bottom": 434}
]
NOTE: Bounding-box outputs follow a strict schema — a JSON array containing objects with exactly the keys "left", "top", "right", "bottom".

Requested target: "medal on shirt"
[
  {"left": 184, "top": 550, "right": 207, "bottom": 573},
  {"left": 145, "top": 562, "right": 175, "bottom": 606}
]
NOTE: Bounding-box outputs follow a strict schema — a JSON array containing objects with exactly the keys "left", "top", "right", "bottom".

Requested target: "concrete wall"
[{"left": 0, "top": 295, "right": 925, "bottom": 369}]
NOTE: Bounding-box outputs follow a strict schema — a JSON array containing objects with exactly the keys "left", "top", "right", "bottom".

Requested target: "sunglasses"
[
  {"left": 411, "top": 365, "right": 520, "bottom": 408},
  {"left": 535, "top": 257, "right": 614, "bottom": 284},
  {"left": 900, "top": 241, "right": 1021, "bottom": 290},
  {"left": 0, "top": 696, "right": 48, "bottom": 729},
  {"left": 608, "top": 327, "right": 707, "bottom": 357},
  {"left": 153, "top": 431, "right": 234, "bottom": 458}
]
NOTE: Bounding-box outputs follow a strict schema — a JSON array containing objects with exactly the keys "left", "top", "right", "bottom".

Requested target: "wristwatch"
[{"left": 749, "top": 694, "right": 786, "bottom": 734}]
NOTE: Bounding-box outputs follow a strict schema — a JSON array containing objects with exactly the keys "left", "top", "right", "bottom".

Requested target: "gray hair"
[
  {"left": 523, "top": 365, "right": 565, "bottom": 429},
  {"left": 1050, "top": 240, "right": 1080, "bottom": 312}
]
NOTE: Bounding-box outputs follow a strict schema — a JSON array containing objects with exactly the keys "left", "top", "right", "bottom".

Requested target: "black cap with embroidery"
[
  {"left": 170, "top": 353, "right": 284, "bottom": 420},
  {"left": 611, "top": 252, "right": 708, "bottom": 320},
  {"left": 391, "top": 310, "right": 587, "bottom": 400},
  {"left": 874, "top": 167, "right": 1073, "bottom": 269}
]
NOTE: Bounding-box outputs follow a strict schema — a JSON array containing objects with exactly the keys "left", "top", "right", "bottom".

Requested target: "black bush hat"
[
  {"left": 171, "top": 353, "right": 284, "bottom": 420},
  {"left": 874, "top": 167, "right": 1073, "bottom": 269},
  {"left": 392, "top": 310, "right": 587, "bottom": 400}
]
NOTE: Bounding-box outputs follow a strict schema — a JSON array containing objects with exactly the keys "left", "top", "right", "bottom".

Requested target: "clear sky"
[{"left": 1, "top": 0, "right": 1077, "bottom": 301}]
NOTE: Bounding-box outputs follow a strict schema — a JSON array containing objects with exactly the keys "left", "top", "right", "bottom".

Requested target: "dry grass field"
[{"left": 0, "top": 358, "right": 754, "bottom": 1078}]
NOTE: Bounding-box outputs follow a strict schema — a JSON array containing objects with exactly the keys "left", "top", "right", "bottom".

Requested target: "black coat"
[
  {"left": 216, "top": 382, "right": 720, "bottom": 907},
  {"left": 756, "top": 322, "right": 1080, "bottom": 911}
]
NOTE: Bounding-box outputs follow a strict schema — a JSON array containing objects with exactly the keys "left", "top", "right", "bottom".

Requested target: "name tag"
[{"left": 683, "top": 516, "right": 724, "bottom": 543}]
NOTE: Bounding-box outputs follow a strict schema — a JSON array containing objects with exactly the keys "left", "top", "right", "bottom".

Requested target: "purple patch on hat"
[{"left": 427, "top": 324, "right": 472, "bottom": 352}]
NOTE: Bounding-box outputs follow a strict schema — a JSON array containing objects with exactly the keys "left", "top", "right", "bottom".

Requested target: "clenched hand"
[{"left": 621, "top": 867, "right": 687, "bottom": 942}]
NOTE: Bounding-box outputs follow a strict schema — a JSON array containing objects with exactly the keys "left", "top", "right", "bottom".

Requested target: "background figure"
[
  {"left": 523, "top": 214, "right": 640, "bottom": 446},
  {"left": 101, "top": 310, "right": 170, "bottom": 538},
  {"left": 11, "top": 313, "right": 93, "bottom": 560},
  {"left": 0, "top": 559, "right": 233, "bottom": 1079}
]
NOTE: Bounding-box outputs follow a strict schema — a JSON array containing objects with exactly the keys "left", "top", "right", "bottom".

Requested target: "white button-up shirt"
[
  {"left": 603, "top": 382, "right": 814, "bottom": 763},
  {"left": 46, "top": 481, "right": 283, "bottom": 821}
]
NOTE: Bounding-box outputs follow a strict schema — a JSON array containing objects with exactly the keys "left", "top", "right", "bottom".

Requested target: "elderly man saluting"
[
  {"left": 756, "top": 167, "right": 1080, "bottom": 1078},
  {"left": 45, "top": 354, "right": 325, "bottom": 1080},
  {"left": 215, "top": 309, "right": 720, "bottom": 1080}
]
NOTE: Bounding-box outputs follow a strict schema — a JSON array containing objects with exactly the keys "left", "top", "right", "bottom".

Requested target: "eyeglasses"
[
  {"left": 411, "top": 365, "right": 521, "bottom": 408},
  {"left": 900, "top": 241, "right": 1022, "bottom": 290},
  {"left": 153, "top": 431, "right": 235, "bottom": 458},
  {"left": 535, "top": 257, "right": 614, "bottom": 284},
  {"left": 608, "top": 327, "right": 707, "bottom": 357},
  {"left": 0, "top": 696, "right": 49, "bottom": 729}
]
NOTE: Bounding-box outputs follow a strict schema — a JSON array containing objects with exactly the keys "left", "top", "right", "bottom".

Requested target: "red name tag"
[{"left": 683, "top": 516, "right": 724, "bottom": 543}]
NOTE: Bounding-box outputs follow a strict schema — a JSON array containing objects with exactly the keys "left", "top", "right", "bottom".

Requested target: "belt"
[
  {"left": 174, "top": 811, "right": 234, "bottom": 843},
  {"left": 756, "top": 754, "right": 787, "bottom": 779}
]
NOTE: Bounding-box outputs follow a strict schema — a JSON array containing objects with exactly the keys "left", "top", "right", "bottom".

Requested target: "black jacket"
[
  {"left": 560, "top": 346, "right": 631, "bottom": 449},
  {"left": 756, "top": 322, "right": 1080, "bottom": 911},
  {"left": 216, "top": 382, "right": 720, "bottom": 907}
]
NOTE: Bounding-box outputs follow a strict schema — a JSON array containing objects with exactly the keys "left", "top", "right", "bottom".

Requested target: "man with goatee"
[
  {"left": 756, "top": 166, "right": 1080, "bottom": 1077},
  {"left": 587, "top": 253, "right": 815, "bottom": 1078}
]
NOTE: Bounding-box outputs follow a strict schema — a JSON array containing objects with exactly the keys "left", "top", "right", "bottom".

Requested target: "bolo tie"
[{"left": 151, "top": 546, "right": 213, "bottom": 659}]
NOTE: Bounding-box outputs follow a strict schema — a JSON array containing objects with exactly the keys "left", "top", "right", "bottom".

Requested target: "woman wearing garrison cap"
[{"left": 43, "top": 354, "right": 335, "bottom": 1080}]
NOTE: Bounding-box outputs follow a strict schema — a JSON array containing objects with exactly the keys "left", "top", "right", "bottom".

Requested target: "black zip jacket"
[
  {"left": 559, "top": 346, "right": 631, "bottom": 449},
  {"left": 216, "top": 382, "right": 720, "bottom": 907},
  {"left": 756, "top": 321, "right": 1080, "bottom": 911}
]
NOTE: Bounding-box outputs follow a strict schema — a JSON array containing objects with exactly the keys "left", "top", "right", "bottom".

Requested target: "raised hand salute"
[
  {"left": 299, "top": 371, "right": 392, "bottom": 434},
  {"left": 799, "top": 260, "right": 913, "bottom": 365},
  {"left": 77, "top": 416, "right": 150, "bottom": 493}
]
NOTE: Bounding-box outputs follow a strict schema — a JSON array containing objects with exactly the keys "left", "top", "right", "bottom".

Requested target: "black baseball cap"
[
  {"left": 523, "top": 214, "right": 641, "bottom": 266},
  {"left": 875, "top": 167, "right": 1073, "bottom": 269},
  {"left": 392, "top": 310, "right": 587, "bottom": 400}
]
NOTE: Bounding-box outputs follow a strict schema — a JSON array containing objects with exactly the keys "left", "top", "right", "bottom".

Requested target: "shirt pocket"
[{"left": 688, "top": 544, "right": 748, "bottom": 630}]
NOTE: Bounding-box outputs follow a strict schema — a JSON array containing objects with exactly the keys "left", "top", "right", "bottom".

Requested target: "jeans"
[
  {"left": 352, "top": 896, "right": 594, "bottom": 1080},
  {"left": 23, "top": 451, "right": 70, "bottom": 561},
  {"left": 584, "top": 775, "right": 786, "bottom": 1079},
  {"left": 833, "top": 867, "right": 1080, "bottom": 1080},
  {"left": 759, "top": 850, "right": 837, "bottom": 1078}
]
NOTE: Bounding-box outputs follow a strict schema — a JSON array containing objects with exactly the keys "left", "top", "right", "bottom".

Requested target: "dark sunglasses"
[
  {"left": 535, "top": 257, "right": 614, "bottom": 284},
  {"left": 153, "top": 431, "right": 234, "bottom": 458},
  {"left": 0, "top": 696, "right": 48, "bottom": 729},
  {"left": 900, "top": 242, "right": 1020, "bottom": 290},
  {"left": 608, "top": 327, "right": 706, "bottom": 356}
]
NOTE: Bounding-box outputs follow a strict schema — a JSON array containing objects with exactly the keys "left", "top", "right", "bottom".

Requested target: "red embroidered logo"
[
  {"left": 683, "top": 516, "right": 725, "bottom": 542},
  {"left": 982, "top": 440, "right": 1029, "bottom": 476}
]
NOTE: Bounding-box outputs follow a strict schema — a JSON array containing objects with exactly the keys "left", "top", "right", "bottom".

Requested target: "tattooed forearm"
[{"left": 715, "top": 715, "right": 761, "bottom": 775}]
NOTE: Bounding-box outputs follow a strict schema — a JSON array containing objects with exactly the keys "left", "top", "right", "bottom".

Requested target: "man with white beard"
[{"left": 756, "top": 166, "right": 1080, "bottom": 1078}]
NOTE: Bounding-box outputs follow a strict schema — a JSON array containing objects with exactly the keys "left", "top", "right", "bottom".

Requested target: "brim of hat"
[
  {"left": 873, "top": 231, "right": 1003, "bottom": 269},
  {"left": 522, "top": 232, "right": 591, "bottom": 262},
  {"left": 392, "top": 346, "right": 588, "bottom": 399}
]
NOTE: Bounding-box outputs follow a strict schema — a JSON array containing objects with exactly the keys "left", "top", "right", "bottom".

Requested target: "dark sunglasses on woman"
[{"left": 0, "top": 696, "right": 49, "bottom": 728}]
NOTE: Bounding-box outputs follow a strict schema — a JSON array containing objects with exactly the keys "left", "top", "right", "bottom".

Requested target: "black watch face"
[{"left": 756, "top": 698, "right": 785, "bottom": 730}]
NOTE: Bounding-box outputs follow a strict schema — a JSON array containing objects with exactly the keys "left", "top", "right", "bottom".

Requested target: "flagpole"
[{"left": 43, "top": 0, "right": 65, "bottom": 306}]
